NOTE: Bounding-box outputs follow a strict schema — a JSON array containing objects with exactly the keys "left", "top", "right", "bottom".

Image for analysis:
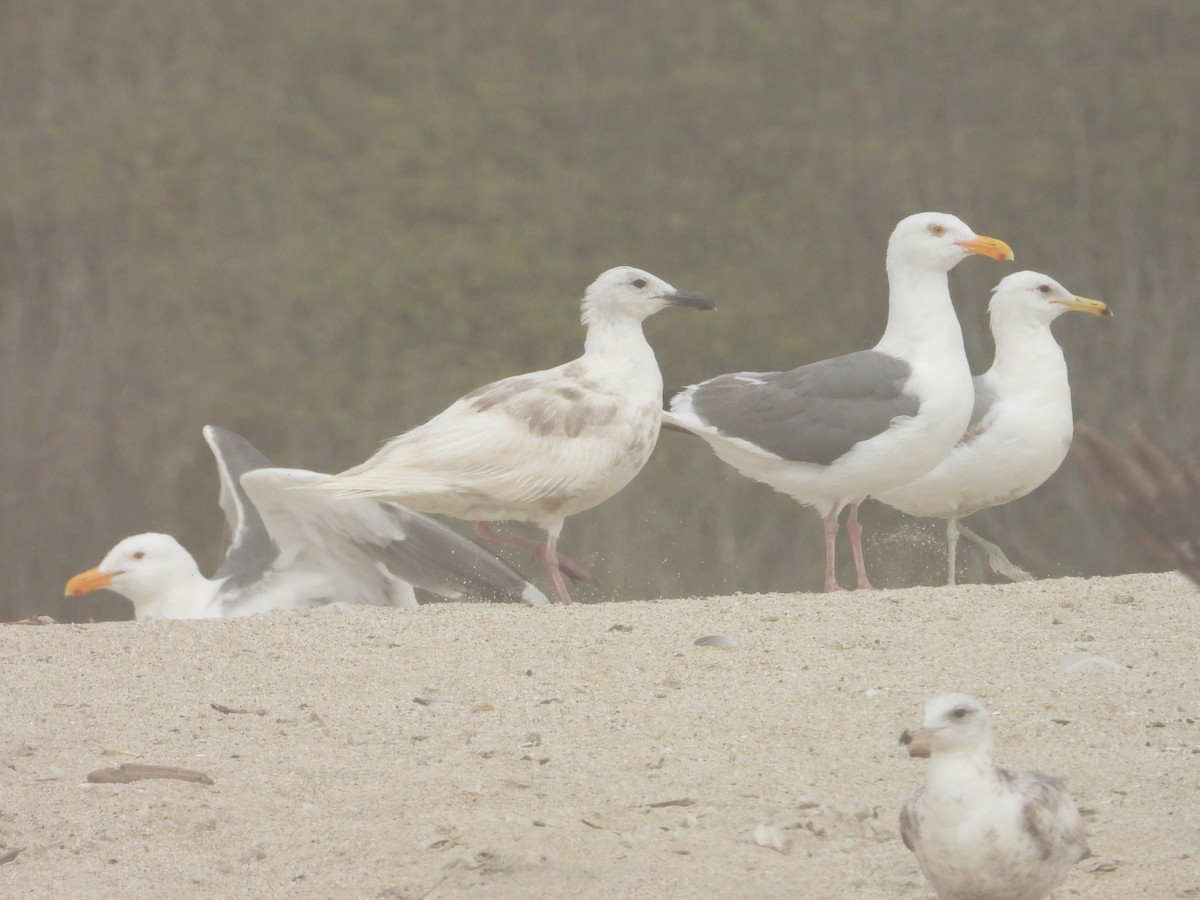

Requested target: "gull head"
[
  {"left": 887, "top": 212, "right": 1014, "bottom": 274},
  {"left": 65, "top": 532, "right": 203, "bottom": 615},
  {"left": 581, "top": 266, "right": 715, "bottom": 327},
  {"left": 899, "top": 692, "right": 994, "bottom": 758},
  {"left": 990, "top": 270, "right": 1110, "bottom": 326}
]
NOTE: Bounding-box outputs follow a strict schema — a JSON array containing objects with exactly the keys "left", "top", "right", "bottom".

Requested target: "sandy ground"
[{"left": 2, "top": 571, "right": 1199, "bottom": 899}]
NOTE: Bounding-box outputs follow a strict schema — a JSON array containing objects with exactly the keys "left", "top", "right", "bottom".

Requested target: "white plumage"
[
  {"left": 64, "top": 426, "right": 551, "bottom": 619},
  {"left": 900, "top": 693, "right": 1089, "bottom": 900},
  {"left": 315, "top": 266, "right": 715, "bottom": 604},
  {"left": 663, "top": 212, "right": 1012, "bottom": 591},
  {"left": 878, "top": 271, "right": 1109, "bottom": 584}
]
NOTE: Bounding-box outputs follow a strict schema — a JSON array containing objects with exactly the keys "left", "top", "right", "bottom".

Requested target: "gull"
[
  {"left": 899, "top": 693, "right": 1089, "bottom": 900},
  {"left": 314, "top": 267, "right": 715, "bottom": 604},
  {"left": 64, "top": 425, "right": 550, "bottom": 619},
  {"left": 878, "top": 271, "right": 1110, "bottom": 584},
  {"left": 663, "top": 212, "right": 1012, "bottom": 591}
]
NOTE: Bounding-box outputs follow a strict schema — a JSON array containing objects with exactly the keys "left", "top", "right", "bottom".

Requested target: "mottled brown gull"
[
  {"left": 899, "top": 693, "right": 1089, "bottom": 900},
  {"left": 314, "top": 267, "right": 715, "bottom": 605}
]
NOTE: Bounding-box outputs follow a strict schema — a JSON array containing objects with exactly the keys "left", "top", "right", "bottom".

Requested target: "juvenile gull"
[
  {"left": 64, "top": 425, "right": 551, "bottom": 619},
  {"left": 314, "top": 267, "right": 715, "bottom": 605},
  {"left": 663, "top": 212, "right": 1012, "bottom": 591},
  {"left": 899, "top": 693, "right": 1089, "bottom": 900},
  {"left": 878, "top": 271, "right": 1109, "bottom": 584}
]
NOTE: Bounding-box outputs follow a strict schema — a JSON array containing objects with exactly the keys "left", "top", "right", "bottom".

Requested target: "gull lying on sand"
[{"left": 65, "top": 426, "right": 550, "bottom": 619}]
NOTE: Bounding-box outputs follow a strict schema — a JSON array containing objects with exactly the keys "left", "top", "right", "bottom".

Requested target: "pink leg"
[
  {"left": 474, "top": 522, "right": 592, "bottom": 583},
  {"left": 822, "top": 508, "right": 844, "bottom": 592},
  {"left": 845, "top": 502, "right": 875, "bottom": 589},
  {"left": 538, "top": 531, "right": 573, "bottom": 606}
]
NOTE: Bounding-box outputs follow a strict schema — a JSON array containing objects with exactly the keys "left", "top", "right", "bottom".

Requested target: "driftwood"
[
  {"left": 1072, "top": 423, "right": 1200, "bottom": 584},
  {"left": 210, "top": 703, "right": 268, "bottom": 716},
  {"left": 86, "top": 764, "right": 213, "bottom": 785}
]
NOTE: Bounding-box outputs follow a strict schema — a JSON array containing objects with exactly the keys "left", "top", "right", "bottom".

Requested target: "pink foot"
[
  {"left": 845, "top": 502, "right": 875, "bottom": 590},
  {"left": 822, "top": 508, "right": 844, "bottom": 592},
  {"left": 474, "top": 522, "right": 592, "bottom": 583}
]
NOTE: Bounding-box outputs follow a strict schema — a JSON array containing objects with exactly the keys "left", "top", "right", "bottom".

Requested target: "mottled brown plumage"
[
  {"left": 316, "top": 267, "right": 714, "bottom": 604},
  {"left": 899, "top": 694, "right": 1088, "bottom": 900}
]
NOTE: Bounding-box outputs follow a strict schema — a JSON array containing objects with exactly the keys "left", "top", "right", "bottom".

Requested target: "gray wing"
[
  {"left": 240, "top": 468, "right": 550, "bottom": 606},
  {"left": 375, "top": 501, "right": 551, "bottom": 604},
  {"left": 960, "top": 374, "right": 1001, "bottom": 444},
  {"left": 202, "top": 425, "right": 279, "bottom": 588},
  {"left": 685, "top": 351, "right": 918, "bottom": 465}
]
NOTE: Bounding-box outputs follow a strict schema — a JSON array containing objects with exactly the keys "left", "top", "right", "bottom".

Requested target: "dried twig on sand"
[{"left": 86, "top": 764, "right": 213, "bottom": 785}]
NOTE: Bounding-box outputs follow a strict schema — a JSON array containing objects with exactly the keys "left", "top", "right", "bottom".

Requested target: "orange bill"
[
  {"left": 955, "top": 234, "right": 1015, "bottom": 261},
  {"left": 64, "top": 566, "right": 114, "bottom": 597}
]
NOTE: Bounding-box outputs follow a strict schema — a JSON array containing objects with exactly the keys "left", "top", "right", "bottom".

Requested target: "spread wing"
[
  {"left": 241, "top": 468, "right": 549, "bottom": 606},
  {"left": 203, "top": 425, "right": 279, "bottom": 589}
]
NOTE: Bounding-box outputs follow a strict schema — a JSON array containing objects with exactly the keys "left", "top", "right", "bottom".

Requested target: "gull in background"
[
  {"left": 314, "top": 267, "right": 715, "bottom": 605},
  {"left": 663, "top": 212, "right": 1012, "bottom": 591},
  {"left": 65, "top": 425, "right": 550, "bottom": 619},
  {"left": 879, "top": 271, "right": 1110, "bottom": 584}
]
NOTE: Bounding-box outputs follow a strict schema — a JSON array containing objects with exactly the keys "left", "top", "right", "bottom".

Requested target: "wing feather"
[
  {"left": 675, "top": 351, "right": 918, "bottom": 466},
  {"left": 327, "top": 364, "right": 658, "bottom": 517},
  {"left": 242, "top": 468, "right": 549, "bottom": 605}
]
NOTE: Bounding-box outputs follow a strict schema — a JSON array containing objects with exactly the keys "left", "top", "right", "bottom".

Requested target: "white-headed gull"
[
  {"left": 663, "top": 212, "right": 1012, "bottom": 591},
  {"left": 879, "top": 271, "right": 1109, "bottom": 584},
  {"left": 314, "top": 267, "right": 715, "bottom": 604},
  {"left": 64, "top": 425, "right": 551, "bottom": 619}
]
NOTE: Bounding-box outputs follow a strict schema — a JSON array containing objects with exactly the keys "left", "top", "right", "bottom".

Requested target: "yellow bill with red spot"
[
  {"left": 954, "top": 234, "right": 1015, "bottom": 262},
  {"left": 64, "top": 566, "right": 115, "bottom": 597}
]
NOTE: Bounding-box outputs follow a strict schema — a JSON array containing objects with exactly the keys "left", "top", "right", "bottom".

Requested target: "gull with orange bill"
[{"left": 663, "top": 212, "right": 1013, "bottom": 591}]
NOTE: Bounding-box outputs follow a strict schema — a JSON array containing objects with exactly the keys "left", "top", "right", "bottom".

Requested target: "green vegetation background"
[{"left": 4, "top": 1, "right": 1197, "bottom": 620}]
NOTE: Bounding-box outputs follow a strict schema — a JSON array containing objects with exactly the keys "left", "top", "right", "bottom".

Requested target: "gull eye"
[
  {"left": 929, "top": 223, "right": 947, "bottom": 237},
  {"left": 1038, "top": 284, "right": 1052, "bottom": 294},
  {"left": 632, "top": 278, "right": 647, "bottom": 289},
  {"left": 132, "top": 551, "right": 145, "bottom": 560},
  {"left": 951, "top": 706, "right": 969, "bottom": 719}
]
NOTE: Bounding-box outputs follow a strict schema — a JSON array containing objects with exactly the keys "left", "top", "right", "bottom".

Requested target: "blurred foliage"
[{"left": 2, "top": 1, "right": 1198, "bottom": 620}]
